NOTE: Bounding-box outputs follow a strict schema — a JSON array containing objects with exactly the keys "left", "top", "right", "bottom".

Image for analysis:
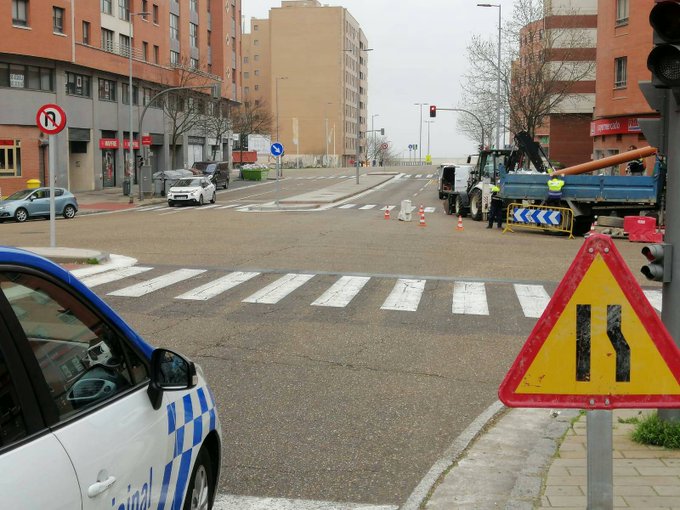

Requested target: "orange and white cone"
[
  {"left": 456, "top": 215, "right": 464, "bottom": 231},
  {"left": 419, "top": 211, "right": 427, "bottom": 227},
  {"left": 384, "top": 207, "right": 390, "bottom": 220},
  {"left": 419, "top": 204, "right": 424, "bottom": 215}
]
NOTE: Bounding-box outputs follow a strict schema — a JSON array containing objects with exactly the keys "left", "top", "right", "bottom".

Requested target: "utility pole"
[{"left": 414, "top": 103, "right": 427, "bottom": 164}]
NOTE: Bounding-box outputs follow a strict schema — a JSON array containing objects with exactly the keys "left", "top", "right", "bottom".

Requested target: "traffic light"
[
  {"left": 641, "top": 243, "right": 672, "bottom": 282},
  {"left": 648, "top": 1, "right": 680, "bottom": 94},
  {"left": 429, "top": 105, "right": 436, "bottom": 118}
]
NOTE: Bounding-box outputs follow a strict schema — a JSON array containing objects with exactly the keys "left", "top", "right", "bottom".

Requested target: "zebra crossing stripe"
[
  {"left": 217, "top": 204, "right": 240, "bottom": 209},
  {"left": 424, "top": 207, "right": 435, "bottom": 213},
  {"left": 160, "top": 208, "right": 193, "bottom": 215},
  {"left": 452, "top": 282, "right": 489, "bottom": 315},
  {"left": 242, "top": 273, "right": 315, "bottom": 304},
  {"left": 426, "top": 174, "right": 434, "bottom": 178},
  {"left": 643, "top": 289, "right": 662, "bottom": 312},
  {"left": 311, "top": 276, "right": 370, "bottom": 308},
  {"left": 381, "top": 279, "right": 426, "bottom": 312},
  {"left": 138, "top": 205, "right": 166, "bottom": 212},
  {"left": 416, "top": 174, "right": 423, "bottom": 178},
  {"left": 196, "top": 204, "right": 221, "bottom": 210},
  {"left": 108, "top": 269, "right": 206, "bottom": 297},
  {"left": 359, "top": 205, "right": 377, "bottom": 210},
  {"left": 514, "top": 284, "right": 551, "bottom": 318},
  {"left": 175, "top": 271, "right": 260, "bottom": 301},
  {"left": 380, "top": 206, "right": 396, "bottom": 211},
  {"left": 339, "top": 204, "right": 356, "bottom": 209},
  {"left": 81, "top": 266, "right": 154, "bottom": 288},
  {"left": 213, "top": 495, "right": 397, "bottom": 510}
]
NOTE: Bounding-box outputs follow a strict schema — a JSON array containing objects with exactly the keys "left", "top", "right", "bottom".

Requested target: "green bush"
[{"left": 632, "top": 412, "right": 680, "bottom": 449}]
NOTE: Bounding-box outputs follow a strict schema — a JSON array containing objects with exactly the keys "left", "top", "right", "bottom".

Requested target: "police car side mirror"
[{"left": 147, "top": 349, "right": 198, "bottom": 410}]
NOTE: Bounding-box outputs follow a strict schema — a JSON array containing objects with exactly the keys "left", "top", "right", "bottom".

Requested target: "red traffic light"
[{"left": 429, "top": 105, "right": 437, "bottom": 118}]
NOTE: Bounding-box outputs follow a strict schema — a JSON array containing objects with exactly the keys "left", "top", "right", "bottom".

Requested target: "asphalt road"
[{"left": 0, "top": 166, "right": 662, "bottom": 507}]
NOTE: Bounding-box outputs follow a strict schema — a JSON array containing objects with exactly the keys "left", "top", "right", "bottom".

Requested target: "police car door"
[
  {"left": 0, "top": 278, "right": 81, "bottom": 510},
  {"left": 0, "top": 270, "right": 169, "bottom": 510}
]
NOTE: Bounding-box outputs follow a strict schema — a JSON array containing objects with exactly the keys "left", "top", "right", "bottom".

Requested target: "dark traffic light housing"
[
  {"left": 429, "top": 105, "right": 436, "bottom": 118},
  {"left": 648, "top": 2, "right": 680, "bottom": 93},
  {"left": 641, "top": 243, "right": 672, "bottom": 282}
]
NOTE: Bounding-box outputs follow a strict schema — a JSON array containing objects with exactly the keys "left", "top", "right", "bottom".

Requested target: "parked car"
[
  {"left": 0, "top": 187, "right": 78, "bottom": 223},
  {"left": 167, "top": 177, "right": 216, "bottom": 206},
  {"left": 191, "top": 161, "right": 230, "bottom": 189},
  {"left": 0, "top": 246, "right": 222, "bottom": 509}
]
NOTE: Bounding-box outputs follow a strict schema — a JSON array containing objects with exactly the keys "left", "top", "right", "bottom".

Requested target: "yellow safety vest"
[{"left": 547, "top": 178, "right": 565, "bottom": 193}]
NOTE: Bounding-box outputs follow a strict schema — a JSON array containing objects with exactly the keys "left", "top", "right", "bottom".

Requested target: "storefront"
[
  {"left": 99, "top": 135, "right": 119, "bottom": 188},
  {"left": 591, "top": 116, "right": 655, "bottom": 175}
]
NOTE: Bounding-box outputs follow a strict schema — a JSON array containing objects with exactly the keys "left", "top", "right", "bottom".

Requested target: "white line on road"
[
  {"left": 338, "top": 204, "right": 357, "bottom": 209},
  {"left": 108, "top": 269, "right": 206, "bottom": 297},
  {"left": 176, "top": 271, "right": 260, "bottom": 301},
  {"left": 643, "top": 289, "right": 662, "bottom": 311},
  {"left": 213, "top": 495, "right": 397, "bottom": 510},
  {"left": 138, "top": 205, "right": 166, "bottom": 212},
  {"left": 311, "top": 276, "right": 370, "bottom": 308},
  {"left": 196, "top": 204, "right": 221, "bottom": 210},
  {"left": 424, "top": 207, "right": 435, "bottom": 213},
  {"left": 243, "top": 273, "right": 315, "bottom": 304},
  {"left": 426, "top": 174, "right": 434, "bottom": 178},
  {"left": 359, "top": 204, "right": 377, "bottom": 210},
  {"left": 415, "top": 174, "right": 423, "bottom": 178},
  {"left": 381, "top": 279, "right": 426, "bottom": 312},
  {"left": 514, "top": 284, "right": 551, "bottom": 318},
  {"left": 380, "top": 205, "right": 396, "bottom": 211},
  {"left": 69, "top": 254, "right": 138, "bottom": 278},
  {"left": 452, "top": 282, "right": 489, "bottom": 315},
  {"left": 159, "top": 208, "right": 193, "bottom": 215},
  {"left": 217, "top": 204, "right": 240, "bottom": 209},
  {"left": 81, "top": 266, "right": 153, "bottom": 288}
]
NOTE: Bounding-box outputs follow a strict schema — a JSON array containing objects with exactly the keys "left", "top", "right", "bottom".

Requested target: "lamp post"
[
  {"left": 414, "top": 103, "right": 427, "bottom": 164},
  {"left": 477, "top": 3, "right": 502, "bottom": 150},
  {"left": 275, "top": 76, "right": 287, "bottom": 180},
  {"left": 324, "top": 102, "right": 332, "bottom": 167},
  {"left": 425, "top": 120, "right": 434, "bottom": 158},
  {"left": 345, "top": 47, "right": 372, "bottom": 184},
  {"left": 127, "top": 10, "right": 149, "bottom": 202},
  {"left": 370, "top": 113, "right": 379, "bottom": 165}
]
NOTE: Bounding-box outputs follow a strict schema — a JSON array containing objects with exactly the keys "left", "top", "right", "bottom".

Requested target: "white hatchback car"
[{"left": 167, "top": 177, "right": 216, "bottom": 207}]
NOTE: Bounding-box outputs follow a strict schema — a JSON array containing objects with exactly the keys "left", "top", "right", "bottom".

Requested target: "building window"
[
  {"left": 254, "top": 69, "right": 259, "bottom": 76},
  {"left": 101, "top": 28, "right": 114, "bottom": 51},
  {"left": 142, "top": 41, "right": 148, "bottom": 60},
  {"left": 101, "top": 0, "right": 112, "bottom": 15},
  {"left": 190, "top": 0, "right": 198, "bottom": 13},
  {"left": 12, "top": 0, "right": 29, "bottom": 27},
  {"left": 66, "top": 72, "right": 91, "bottom": 97},
  {"left": 190, "top": 23, "right": 198, "bottom": 48},
  {"left": 98, "top": 78, "right": 116, "bottom": 101},
  {"left": 254, "top": 54, "right": 259, "bottom": 61},
  {"left": 53, "top": 7, "right": 65, "bottom": 34},
  {"left": 0, "top": 63, "right": 53, "bottom": 91},
  {"left": 118, "top": 0, "right": 129, "bottom": 21},
  {"left": 614, "top": 57, "right": 627, "bottom": 88},
  {"left": 253, "top": 39, "right": 258, "bottom": 46},
  {"left": 190, "top": 58, "right": 199, "bottom": 69},
  {"left": 254, "top": 84, "right": 259, "bottom": 91},
  {"left": 119, "top": 34, "right": 131, "bottom": 57},
  {"left": 153, "top": 45, "right": 159, "bottom": 63},
  {"left": 170, "top": 14, "right": 179, "bottom": 41},
  {"left": 243, "top": 72, "right": 249, "bottom": 79},
  {"left": 82, "top": 21, "right": 90, "bottom": 44},
  {"left": 254, "top": 24, "right": 258, "bottom": 31},
  {"left": 243, "top": 56, "right": 249, "bottom": 64},
  {"left": 152, "top": 4, "right": 158, "bottom": 23},
  {"left": 122, "top": 83, "right": 138, "bottom": 105},
  {"left": 616, "top": 0, "right": 629, "bottom": 26},
  {"left": 142, "top": 0, "right": 148, "bottom": 13},
  {"left": 0, "top": 140, "right": 21, "bottom": 177},
  {"left": 170, "top": 50, "right": 180, "bottom": 65}
]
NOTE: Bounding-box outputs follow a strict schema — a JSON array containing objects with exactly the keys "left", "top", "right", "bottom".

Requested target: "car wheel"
[
  {"left": 168, "top": 200, "right": 174, "bottom": 207},
  {"left": 469, "top": 190, "right": 483, "bottom": 221},
  {"left": 198, "top": 195, "right": 204, "bottom": 206},
  {"left": 454, "top": 195, "right": 467, "bottom": 217},
  {"left": 63, "top": 204, "right": 77, "bottom": 219},
  {"left": 15, "top": 208, "right": 28, "bottom": 223},
  {"left": 183, "top": 447, "right": 214, "bottom": 510},
  {"left": 210, "top": 192, "right": 216, "bottom": 204}
]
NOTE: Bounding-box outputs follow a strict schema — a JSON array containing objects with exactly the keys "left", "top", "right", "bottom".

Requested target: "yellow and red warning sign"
[{"left": 499, "top": 234, "right": 680, "bottom": 409}]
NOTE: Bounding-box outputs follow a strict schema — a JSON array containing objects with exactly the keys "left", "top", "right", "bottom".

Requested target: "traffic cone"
[
  {"left": 456, "top": 215, "right": 464, "bottom": 231},
  {"left": 419, "top": 211, "right": 427, "bottom": 227},
  {"left": 419, "top": 204, "right": 424, "bottom": 215},
  {"left": 384, "top": 207, "right": 390, "bottom": 220}
]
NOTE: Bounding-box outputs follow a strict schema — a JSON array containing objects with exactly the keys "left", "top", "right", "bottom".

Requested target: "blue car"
[
  {"left": 0, "top": 247, "right": 222, "bottom": 509},
  {"left": 0, "top": 187, "right": 78, "bottom": 223}
]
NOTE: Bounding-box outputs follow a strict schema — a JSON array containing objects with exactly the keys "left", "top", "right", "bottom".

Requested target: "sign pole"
[
  {"left": 276, "top": 155, "right": 280, "bottom": 208},
  {"left": 48, "top": 134, "right": 56, "bottom": 248},
  {"left": 587, "top": 410, "right": 613, "bottom": 510}
]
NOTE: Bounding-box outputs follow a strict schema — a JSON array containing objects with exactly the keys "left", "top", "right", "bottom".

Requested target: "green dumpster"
[{"left": 241, "top": 168, "right": 269, "bottom": 181}]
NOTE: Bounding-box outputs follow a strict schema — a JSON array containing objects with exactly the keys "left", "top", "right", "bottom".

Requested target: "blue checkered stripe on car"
[{"left": 156, "top": 386, "right": 217, "bottom": 510}]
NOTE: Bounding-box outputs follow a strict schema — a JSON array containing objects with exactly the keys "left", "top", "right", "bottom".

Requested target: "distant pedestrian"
[
  {"left": 626, "top": 145, "right": 645, "bottom": 175},
  {"left": 546, "top": 174, "right": 565, "bottom": 206},
  {"left": 487, "top": 185, "right": 503, "bottom": 229}
]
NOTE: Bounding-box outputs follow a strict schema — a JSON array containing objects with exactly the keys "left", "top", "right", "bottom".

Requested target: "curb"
[{"left": 20, "top": 246, "right": 110, "bottom": 265}]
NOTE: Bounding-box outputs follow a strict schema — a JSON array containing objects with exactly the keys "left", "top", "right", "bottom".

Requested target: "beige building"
[{"left": 242, "top": 0, "right": 368, "bottom": 167}]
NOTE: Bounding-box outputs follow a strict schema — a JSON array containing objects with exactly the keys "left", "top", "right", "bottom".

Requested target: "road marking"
[
  {"left": 643, "top": 289, "right": 662, "bottom": 311},
  {"left": 69, "top": 254, "right": 138, "bottom": 278},
  {"left": 339, "top": 204, "right": 357, "bottom": 209},
  {"left": 138, "top": 205, "right": 166, "bottom": 212},
  {"left": 416, "top": 174, "right": 423, "bottom": 178},
  {"left": 359, "top": 204, "right": 377, "bottom": 210},
  {"left": 218, "top": 204, "right": 240, "bottom": 209},
  {"left": 426, "top": 174, "right": 434, "bottom": 178},
  {"left": 108, "top": 269, "right": 206, "bottom": 297},
  {"left": 381, "top": 279, "right": 426, "bottom": 312},
  {"left": 213, "top": 495, "right": 397, "bottom": 510},
  {"left": 176, "top": 271, "right": 260, "bottom": 300},
  {"left": 243, "top": 273, "right": 315, "bottom": 304},
  {"left": 424, "top": 207, "right": 435, "bottom": 213},
  {"left": 311, "top": 276, "right": 371, "bottom": 308},
  {"left": 81, "top": 266, "right": 153, "bottom": 288},
  {"left": 317, "top": 176, "right": 327, "bottom": 179},
  {"left": 380, "top": 205, "right": 396, "bottom": 211},
  {"left": 159, "top": 208, "right": 194, "bottom": 215},
  {"left": 197, "top": 204, "right": 221, "bottom": 210},
  {"left": 452, "top": 281, "right": 489, "bottom": 315},
  {"left": 514, "top": 284, "right": 551, "bottom": 318}
]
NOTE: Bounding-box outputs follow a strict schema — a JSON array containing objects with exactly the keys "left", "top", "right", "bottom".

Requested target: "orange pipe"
[{"left": 552, "top": 146, "right": 657, "bottom": 176}]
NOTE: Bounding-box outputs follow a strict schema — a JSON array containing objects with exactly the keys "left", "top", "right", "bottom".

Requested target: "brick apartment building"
[
  {"left": 592, "top": 0, "right": 657, "bottom": 175},
  {"left": 513, "top": 0, "right": 597, "bottom": 168},
  {"left": 242, "top": 0, "right": 368, "bottom": 167},
  {"left": 0, "top": 0, "right": 241, "bottom": 196}
]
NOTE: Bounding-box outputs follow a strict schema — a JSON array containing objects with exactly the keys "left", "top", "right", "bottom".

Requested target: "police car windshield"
[
  {"left": 5, "top": 189, "right": 34, "bottom": 201},
  {"left": 175, "top": 178, "right": 202, "bottom": 187}
]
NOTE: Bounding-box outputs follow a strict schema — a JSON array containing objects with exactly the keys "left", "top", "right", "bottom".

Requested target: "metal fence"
[{"left": 503, "top": 202, "right": 575, "bottom": 239}]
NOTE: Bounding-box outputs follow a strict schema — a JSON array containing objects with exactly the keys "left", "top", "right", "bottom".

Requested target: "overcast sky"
[{"left": 242, "top": 0, "right": 507, "bottom": 159}]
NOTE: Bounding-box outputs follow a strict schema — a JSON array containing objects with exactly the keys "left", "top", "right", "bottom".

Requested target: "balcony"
[{"left": 101, "top": 40, "right": 145, "bottom": 61}]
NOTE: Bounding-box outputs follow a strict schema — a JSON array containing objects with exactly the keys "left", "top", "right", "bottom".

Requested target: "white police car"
[{"left": 0, "top": 247, "right": 221, "bottom": 509}]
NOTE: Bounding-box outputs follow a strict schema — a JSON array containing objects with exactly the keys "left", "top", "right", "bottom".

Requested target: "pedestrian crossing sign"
[{"left": 499, "top": 234, "right": 680, "bottom": 409}]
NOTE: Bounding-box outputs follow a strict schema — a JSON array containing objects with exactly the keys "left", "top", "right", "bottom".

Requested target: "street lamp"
[
  {"left": 275, "top": 76, "right": 288, "bottom": 143},
  {"left": 414, "top": 103, "right": 428, "bottom": 164},
  {"left": 127, "top": 10, "right": 149, "bottom": 202},
  {"left": 478, "top": 3, "right": 502, "bottom": 149},
  {"left": 345, "top": 47, "right": 373, "bottom": 184},
  {"left": 370, "top": 113, "right": 379, "bottom": 165},
  {"left": 324, "top": 102, "right": 333, "bottom": 167}
]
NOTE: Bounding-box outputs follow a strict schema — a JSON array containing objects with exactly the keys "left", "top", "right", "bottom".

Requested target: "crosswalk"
[
  {"left": 74, "top": 264, "right": 664, "bottom": 318},
  {"left": 129, "top": 203, "right": 438, "bottom": 215},
  {"left": 284, "top": 174, "right": 434, "bottom": 181}
]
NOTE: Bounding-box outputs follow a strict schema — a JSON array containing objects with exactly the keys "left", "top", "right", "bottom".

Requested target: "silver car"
[
  {"left": 0, "top": 187, "right": 78, "bottom": 223},
  {"left": 167, "top": 177, "right": 216, "bottom": 206}
]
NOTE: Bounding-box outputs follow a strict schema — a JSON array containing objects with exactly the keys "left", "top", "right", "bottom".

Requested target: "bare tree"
[
  {"left": 230, "top": 100, "right": 273, "bottom": 165},
  {"left": 366, "top": 135, "right": 398, "bottom": 166},
  {"left": 200, "top": 99, "right": 231, "bottom": 160}
]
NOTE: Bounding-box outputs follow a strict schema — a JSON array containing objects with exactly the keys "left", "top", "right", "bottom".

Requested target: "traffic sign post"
[
  {"left": 36, "top": 104, "right": 67, "bottom": 248},
  {"left": 499, "top": 234, "right": 680, "bottom": 509},
  {"left": 271, "top": 143, "right": 284, "bottom": 208}
]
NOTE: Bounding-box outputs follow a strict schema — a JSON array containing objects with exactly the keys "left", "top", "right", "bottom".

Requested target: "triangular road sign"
[{"left": 499, "top": 234, "right": 680, "bottom": 409}]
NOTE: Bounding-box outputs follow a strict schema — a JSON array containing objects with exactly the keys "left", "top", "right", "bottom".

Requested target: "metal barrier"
[{"left": 503, "top": 202, "right": 575, "bottom": 238}]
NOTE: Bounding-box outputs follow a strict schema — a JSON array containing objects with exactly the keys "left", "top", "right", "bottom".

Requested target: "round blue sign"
[{"left": 270, "top": 142, "right": 284, "bottom": 157}]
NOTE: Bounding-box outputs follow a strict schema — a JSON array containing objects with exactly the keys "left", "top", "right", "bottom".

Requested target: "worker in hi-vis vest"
[
  {"left": 547, "top": 174, "right": 565, "bottom": 206},
  {"left": 487, "top": 184, "right": 504, "bottom": 229}
]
